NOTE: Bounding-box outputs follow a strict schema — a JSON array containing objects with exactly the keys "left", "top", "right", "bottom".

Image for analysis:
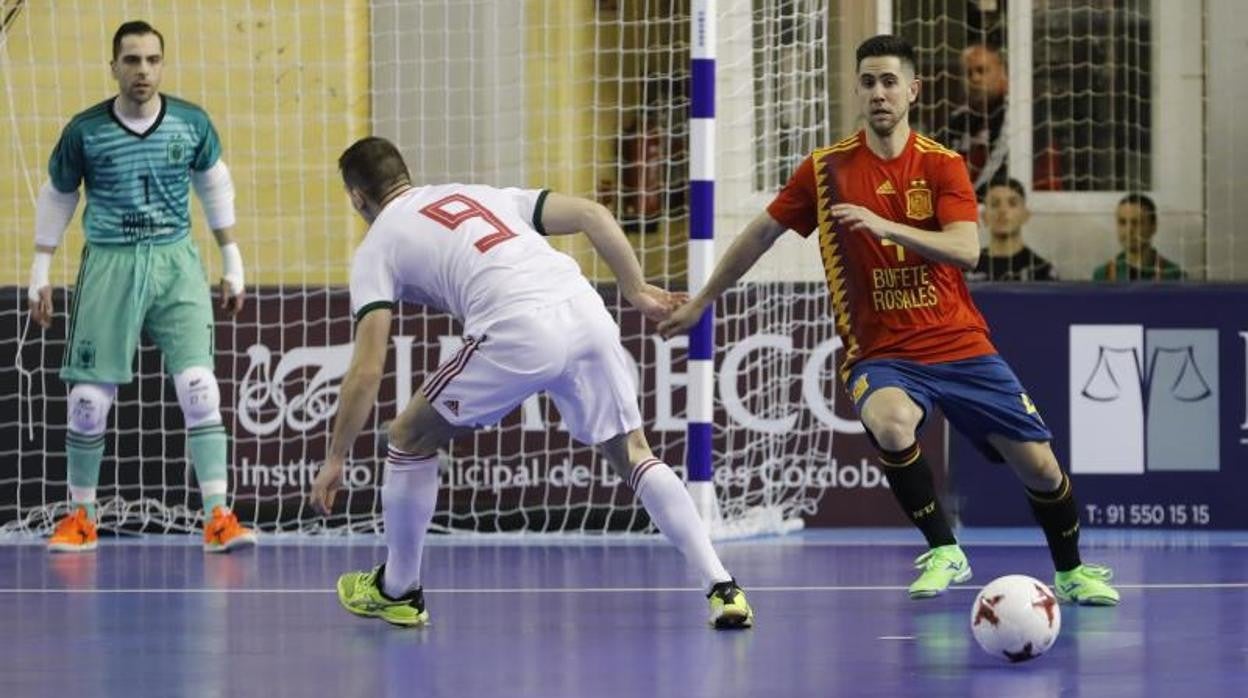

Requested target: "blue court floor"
[{"left": 1, "top": 528, "right": 1246, "bottom": 698}]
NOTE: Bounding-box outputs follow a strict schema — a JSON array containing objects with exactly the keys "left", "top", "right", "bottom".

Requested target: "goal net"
[{"left": 1, "top": 0, "right": 845, "bottom": 538}]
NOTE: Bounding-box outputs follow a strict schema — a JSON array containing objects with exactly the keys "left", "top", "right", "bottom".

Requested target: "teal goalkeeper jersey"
[{"left": 48, "top": 94, "right": 222, "bottom": 245}]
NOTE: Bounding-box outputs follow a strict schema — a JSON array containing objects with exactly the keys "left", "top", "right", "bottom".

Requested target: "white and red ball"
[{"left": 969, "top": 574, "right": 1061, "bottom": 663}]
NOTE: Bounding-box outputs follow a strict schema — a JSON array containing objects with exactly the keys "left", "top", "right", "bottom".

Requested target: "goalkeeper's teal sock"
[
  {"left": 65, "top": 429, "right": 105, "bottom": 519},
  {"left": 188, "top": 422, "right": 229, "bottom": 514}
]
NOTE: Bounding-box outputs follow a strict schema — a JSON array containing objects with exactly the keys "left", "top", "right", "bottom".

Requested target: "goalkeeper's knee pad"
[
  {"left": 67, "top": 383, "right": 116, "bottom": 435},
  {"left": 174, "top": 366, "right": 222, "bottom": 428}
]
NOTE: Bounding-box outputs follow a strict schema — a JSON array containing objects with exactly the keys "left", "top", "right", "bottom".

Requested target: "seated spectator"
[
  {"left": 966, "top": 177, "right": 1056, "bottom": 281},
  {"left": 1092, "top": 193, "right": 1185, "bottom": 281},
  {"left": 935, "top": 43, "right": 1062, "bottom": 197}
]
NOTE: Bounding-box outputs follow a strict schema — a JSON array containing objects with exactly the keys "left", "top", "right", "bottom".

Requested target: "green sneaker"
[
  {"left": 707, "top": 578, "right": 754, "bottom": 629},
  {"left": 909, "top": 545, "right": 972, "bottom": 599},
  {"left": 336, "top": 565, "right": 430, "bottom": 627},
  {"left": 1054, "top": 564, "right": 1119, "bottom": 606}
]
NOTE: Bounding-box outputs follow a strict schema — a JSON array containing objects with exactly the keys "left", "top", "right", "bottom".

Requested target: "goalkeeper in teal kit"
[{"left": 27, "top": 21, "right": 256, "bottom": 552}]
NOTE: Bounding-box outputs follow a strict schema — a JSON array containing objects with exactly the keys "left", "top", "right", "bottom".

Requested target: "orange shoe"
[
  {"left": 203, "top": 506, "right": 258, "bottom": 553},
  {"left": 48, "top": 506, "right": 98, "bottom": 553}
]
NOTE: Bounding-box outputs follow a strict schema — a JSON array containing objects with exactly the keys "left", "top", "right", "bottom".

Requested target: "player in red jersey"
[{"left": 661, "top": 35, "right": 1118, "bottom": 606}]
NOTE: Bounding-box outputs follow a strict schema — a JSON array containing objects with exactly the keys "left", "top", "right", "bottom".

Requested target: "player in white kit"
[{"left": 309, "top": 137, "right": 753, "bottom": 629}]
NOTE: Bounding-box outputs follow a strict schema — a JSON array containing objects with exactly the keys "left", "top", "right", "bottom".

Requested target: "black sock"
[
  {"left": 880, "top": 444, "right": 957, "bottom": 548},
  {"left": 1027, "top": 472, "right": 1082, "bottom": 572},
  {"left": 375, "top": 564, "right": 398, "bottom": 600},
  {"left": 376, "top": 564, "right": 425, "bottom": 606}
]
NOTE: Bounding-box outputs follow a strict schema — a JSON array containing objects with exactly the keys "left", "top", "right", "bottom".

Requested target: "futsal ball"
[{"left": 969, "top": 574, "right": 1061, "bottom": 663}]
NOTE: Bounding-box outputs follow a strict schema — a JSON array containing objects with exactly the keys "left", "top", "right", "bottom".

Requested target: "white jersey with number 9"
[
  {"left": 349, "top": 184, "right": 591, "bottom": 335},
  {"left": 349, "top": 184, "right": 641, "bottom": 444}
]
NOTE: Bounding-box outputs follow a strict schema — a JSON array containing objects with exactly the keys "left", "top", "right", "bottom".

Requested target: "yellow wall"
[
  {"left": 1, "top": 2, "right": 693, "bottom": 287},
  {"left": 0, "top": 1, "right": 370, "bottom": 286},
  {"left": 523, "top": 1, "right": 600, "bottom": 274},
  {"left": 523, "top": 0, "right": 684, "bottom": 283}
]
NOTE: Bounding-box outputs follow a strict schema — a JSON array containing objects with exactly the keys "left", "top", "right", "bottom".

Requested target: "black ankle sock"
[
  {"left": 1026, "top": 473, "right": 1082, "bottom": 572},
  {"left": 880, "top": 445, "right": 957, "bottom": 548},
  {"left": 707, "top": 578, "right": 740, "bottom": 600},
  {"left": 374, "top": 564, "right": 423, "bottom": 603},
  {"left": 375, "top": 564, "right": 399, "bottom": 600}
]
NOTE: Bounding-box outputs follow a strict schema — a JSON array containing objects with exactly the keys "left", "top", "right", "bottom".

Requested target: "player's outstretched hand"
[
  {"left": 219, "top": 279, "right": 246, "bottom": 317},
  {"left": 628, "top": 283, "right": 687, "bottom": 323},
  {"left": 657, "top": 298, "right": 707, "bottom": 339},
  {"left": 830, "top": 203, "right": 891, "bottom": 240},
  {"left": 309, "top": 458, "right": 344, "bottom": 516},
  {"left": 28, "top": 287, "right": 53, "bottom": 329}
]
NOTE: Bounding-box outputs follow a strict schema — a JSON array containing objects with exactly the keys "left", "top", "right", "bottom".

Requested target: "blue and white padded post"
[{"left": 686, "top": 0, "right": 721, "bottom": 528}]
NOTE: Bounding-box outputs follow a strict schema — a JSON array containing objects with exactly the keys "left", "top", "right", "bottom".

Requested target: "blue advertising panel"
[{"left": 953, "top": 285, "right": 1248, "bottom": 529}]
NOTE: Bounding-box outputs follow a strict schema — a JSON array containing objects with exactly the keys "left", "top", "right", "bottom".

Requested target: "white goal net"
[{"left": 1, "top": 0, "right": 853, "bottom": 538}]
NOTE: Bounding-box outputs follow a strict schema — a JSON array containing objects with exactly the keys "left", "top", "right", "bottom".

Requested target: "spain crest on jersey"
[{"left": 905, "top": 179, "right": 933, "bottom": 220}]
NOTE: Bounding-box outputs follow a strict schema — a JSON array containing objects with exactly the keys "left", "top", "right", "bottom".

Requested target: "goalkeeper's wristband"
[
  {"left": 220, "top": 242, "right": 245, "bottom": 295},
  {"left": 27, "top": 251, "right": 52, "bottom": 303}
]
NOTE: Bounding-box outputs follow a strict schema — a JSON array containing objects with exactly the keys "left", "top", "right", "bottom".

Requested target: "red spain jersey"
[{"left": 766, "top": 130, "right": 995, "bottom": 377}]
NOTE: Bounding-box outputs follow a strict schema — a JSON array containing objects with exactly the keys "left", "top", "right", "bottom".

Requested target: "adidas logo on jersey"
[
  {"left": 443, "top": 399, "right": 460, "bottom": 416},
  {"left": 876, "top": 181, "right": 897, "bottom": 195}
]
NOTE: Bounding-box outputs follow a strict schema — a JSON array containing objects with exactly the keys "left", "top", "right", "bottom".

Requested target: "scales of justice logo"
[{"left": 1069, "top": 325, "right": 1219, "bottom": 474}]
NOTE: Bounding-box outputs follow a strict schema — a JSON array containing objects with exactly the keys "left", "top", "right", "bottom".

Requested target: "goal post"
[
  {"left": 1, "top": 0, "right": 841, "bottom": 538},
  {"left": 685, "top": 0, "right": 721, "bottom": 530}
]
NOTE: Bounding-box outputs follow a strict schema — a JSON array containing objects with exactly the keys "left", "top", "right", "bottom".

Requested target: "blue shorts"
[{"left": 847, "top": 354, "right": 1052, "bottom": 463}]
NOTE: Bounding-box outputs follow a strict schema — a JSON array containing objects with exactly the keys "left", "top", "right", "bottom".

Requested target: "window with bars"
[
  {"left": 1033, "top": 0, "right": 1151, "bottom": 191},
  {"left": 894, "top": 0, "right": 1151, "bottom": 194}
]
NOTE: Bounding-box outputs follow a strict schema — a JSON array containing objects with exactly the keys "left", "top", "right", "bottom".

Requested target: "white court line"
[
  {"left": 1, "top": 582, "right": 1247, "bottom": 594},
  {"left": 877, "top": 636, "right": 916, "bottom": 641},
  {"left": 776, "top": 539, "right": 1248, "bottom": 547},
  {"left": 0, "top": 585, "right": 896, "bottom": 594}
]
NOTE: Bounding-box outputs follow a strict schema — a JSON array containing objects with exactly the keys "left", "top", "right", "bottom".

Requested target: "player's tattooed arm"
[
  {"left": 538, "top": 192, "right": 683, "bottom": 319},
  {"left": 659, "top": 211, "right": 786, "bottom": 339}
]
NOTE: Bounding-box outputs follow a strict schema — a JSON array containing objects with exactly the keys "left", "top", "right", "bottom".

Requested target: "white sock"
[
  {"left": 380, "top": 447, "right": 440, "bottom": 599},
  {"left": 630, "top": 458, "right": 732, "bottom": 588}
]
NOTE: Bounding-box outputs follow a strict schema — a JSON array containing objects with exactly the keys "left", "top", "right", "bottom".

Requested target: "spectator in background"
[
  {"left": 1092, "top": 193, "right": 1185, "bottom": 281},
  {"left": 967, "top": 177, "right": 1056, "bottom": 281},
  {"left": 936, "top": 43, "right": 1062, "bottom": 198}
]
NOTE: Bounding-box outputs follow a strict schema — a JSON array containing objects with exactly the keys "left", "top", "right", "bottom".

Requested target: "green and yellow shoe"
[
  {"left": 909, "top": 544, "right": 972, "bottom": 599},
  {"left": 336, "top": 565, "right": 430, "bottom": 627},
  {"left": 1054, "top": 564, "right": 1120, "bottom": 606},
  {"left": 707, "top": 578, "right": 754, "bottom": 629}
]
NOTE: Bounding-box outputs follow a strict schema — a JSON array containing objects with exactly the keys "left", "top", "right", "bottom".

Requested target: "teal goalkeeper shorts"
[{"left": 61, "top": 236, "right": 215, "bottom": 385}]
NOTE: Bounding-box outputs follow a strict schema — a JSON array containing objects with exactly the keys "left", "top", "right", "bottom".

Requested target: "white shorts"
[{"left": 419, "top": 291, "right": 642, "bottom": 445}]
